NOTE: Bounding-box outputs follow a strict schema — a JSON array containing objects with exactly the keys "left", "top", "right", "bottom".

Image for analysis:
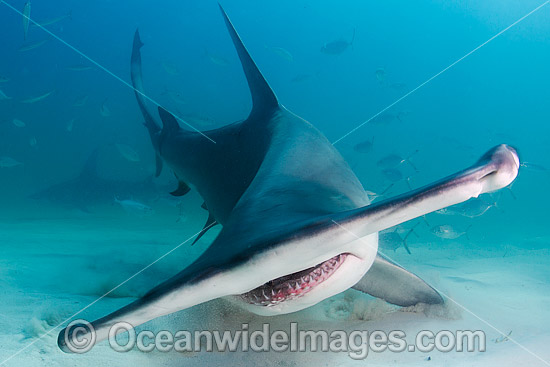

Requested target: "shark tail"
[{"left": 131, "top": 29, "right": 163, "bottom": 177}]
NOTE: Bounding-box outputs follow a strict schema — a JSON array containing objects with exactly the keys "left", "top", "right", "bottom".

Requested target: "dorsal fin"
[
  {"left": 218, "top": 5, "right": 279, "bottom": 118},
  {"left": 158, "top": 107, "right": 181, "bottom": 135}
]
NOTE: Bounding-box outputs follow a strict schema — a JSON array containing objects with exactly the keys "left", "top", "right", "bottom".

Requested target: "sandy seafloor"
[{"left": 0, "top": 196, "right": 549, "bottom": 367}]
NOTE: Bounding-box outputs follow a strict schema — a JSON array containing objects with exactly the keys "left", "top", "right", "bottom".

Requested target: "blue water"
[{"left": 0, "top": 0, "right": 549, "bottom": 366}]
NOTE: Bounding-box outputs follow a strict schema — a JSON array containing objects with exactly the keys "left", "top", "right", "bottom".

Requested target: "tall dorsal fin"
[{"left": 218, "top": 5, "right": 279, "bottom": 118}]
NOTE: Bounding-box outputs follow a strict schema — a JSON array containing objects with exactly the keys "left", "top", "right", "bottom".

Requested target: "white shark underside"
[{"left": 58, "top": 6, "right": 519, "bottom": 352}]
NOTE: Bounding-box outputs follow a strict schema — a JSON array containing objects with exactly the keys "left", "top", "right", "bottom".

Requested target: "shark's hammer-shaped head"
[
  {"left": 475, "top": 144, "right": 519, "bottom": 193},
  {"left": 225, "top": 144, "right": 520, "bottom": 316}
]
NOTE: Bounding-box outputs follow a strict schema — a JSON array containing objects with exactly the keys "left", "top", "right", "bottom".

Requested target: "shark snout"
[
  {"left": 478, "top": 144, "right": 520, "bottom": 193},
  {"left": 505, "top": 145, "right": 520, "bottom": 170}
]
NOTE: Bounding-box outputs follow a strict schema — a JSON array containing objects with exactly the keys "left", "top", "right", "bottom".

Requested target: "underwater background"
[{"left": 0, "top": 0, "right": 549, "bottom": 366}]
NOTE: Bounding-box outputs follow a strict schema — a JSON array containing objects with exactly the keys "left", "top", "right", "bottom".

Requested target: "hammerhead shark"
[{"left": 58, "top": 6, "right": 519, "bottom": 352}]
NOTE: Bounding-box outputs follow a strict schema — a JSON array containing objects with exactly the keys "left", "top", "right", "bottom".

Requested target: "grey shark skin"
[{"left": 58, "top": 6, "right": 520, "bottom": 352}]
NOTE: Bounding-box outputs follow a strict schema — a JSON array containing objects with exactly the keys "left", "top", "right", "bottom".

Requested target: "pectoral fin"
[{"left": 353, "top": 255, "right": 443, "bottom": 306}]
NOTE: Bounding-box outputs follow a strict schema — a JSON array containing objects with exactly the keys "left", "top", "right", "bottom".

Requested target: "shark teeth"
[{"left": 240, "top": 253, "right": 348, "bottom": 306}]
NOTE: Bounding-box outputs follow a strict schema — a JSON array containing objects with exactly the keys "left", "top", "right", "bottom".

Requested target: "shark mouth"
[{"left": 240, "top": 253, "right": 349, "bottom": 307}]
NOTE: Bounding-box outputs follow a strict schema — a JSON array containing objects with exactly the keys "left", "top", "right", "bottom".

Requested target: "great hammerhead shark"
[{"left": 58, "top": 6, "right": 519, "bottom": 352}]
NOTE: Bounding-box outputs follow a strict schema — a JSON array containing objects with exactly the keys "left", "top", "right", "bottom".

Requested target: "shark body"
[{"left": 58, "top": 6, "right": 519, "bottom": 352}]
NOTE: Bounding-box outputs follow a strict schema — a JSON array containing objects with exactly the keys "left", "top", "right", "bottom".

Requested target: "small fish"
[
  {"left": 100, "top": 100, "right": 111, "bottom": 117},
  {"left": 32, "top": 11, "right": 71, "bottom": 27},
  {"left": 436, "top": 207, "right": 458, "bottom": 216},
  {"left": 365, "top": 189, "right": 378, "bottom": 198},
  {"left": 265, "top": 46, "right": 293, "bottom": 62},
  {"left": 162, "top": 62, "right": 180, "bottom": 75},
  {"left": 431, "top": 224, "right": 471, "bottom": 240},
  {"left": 377, "top": 154, "right": 403, "bottom": 168},
  {"left": 204, "top": 50, "right": 230, "bottom": 66},
  {"left": 0, "top": 76, "right": 10, "bottom": 83},
  {"left": 381, "top": 168, "right": 403, "bottom": 183},
  {"left": 521, "top": 162, "right": 548, "bottom": 173},
  {"left": 29, "top": 136, "right": 37, "bottom": 147},
  {"left": 66, "top": 119, "right": 75, "bottom": 132},
  {"left": 115, "top": 144, "right": 140, "bottom": 162},
  {"left": 321, "top": 28, "right": 355, "bottom": 55},
  {"left": 353, "top": 137, "right": 374, "bottom": 154},
  {"left": 379, "top": 224, "right": 418, "bottom": 254},
  {"left": 365, "top": 184, "right": 393, "bottom": 202},
  {"left": 73, "top": 95, "right": 88, "bottom": 107},
  {"left": 66, "top": 64, "right": 93, "bottom": 71},
  {"left": 0, "top": 156, "right": 23, "bottom": 168},
  {"left": 0, "top": 89, "right": 12, "bottom": 100},
  {"left": 21, "top": 90, "right": 54, "bottom": 103},
  {"left": 375, "top": 68, "right": 386, "bottom": 83},
  {"left": 436, "top": 197, "right": 497, "bottom": 218},
  {"left": 115, "top": 197, "right": 154, "bottom": 217},
  {"left": 18, "top": 39, "right": 49, "bottom": 52},
  {"left": 379, "top": 231, "right": 405, "bottom": 252},
  {"left": 12, "top": 118, "right": 26, "bottom": 128},
  {"left": 377, "top": 150, "right": 418, "bottom": 171},
  {"left": 22, "top": 1, "right": 31, "bottom": 40}
]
